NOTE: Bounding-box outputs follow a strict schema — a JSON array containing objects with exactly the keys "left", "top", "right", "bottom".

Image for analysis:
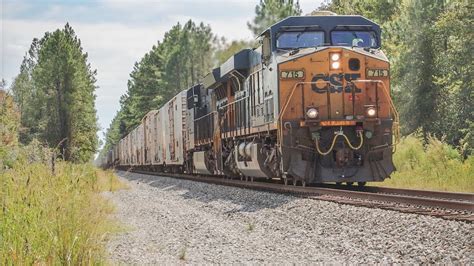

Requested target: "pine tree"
[
  {"left": 0, "top": 81, "right": 20, "bottom": 148},
  {"left": 214, "top": 38, "right": 256, "bottom": 65},
  {"left": 10, "top": 39, "right": 42, "bottom": 143},
  {"left": 10, "top": 23, "right": 99, "bottom": 162}
]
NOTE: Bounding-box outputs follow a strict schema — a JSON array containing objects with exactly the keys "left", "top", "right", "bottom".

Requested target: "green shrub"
[{"left": 378, "top": 134, "right": 474, "bottom": 192}]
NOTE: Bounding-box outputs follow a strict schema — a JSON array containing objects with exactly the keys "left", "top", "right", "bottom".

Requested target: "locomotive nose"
[{"left": 306, "top": 48, "right": 364, "bottom": 120}]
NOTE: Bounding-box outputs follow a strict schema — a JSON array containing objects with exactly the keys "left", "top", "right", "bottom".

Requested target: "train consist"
[{"left": 106, "top": 14, "right": 399, "bottom": 186}]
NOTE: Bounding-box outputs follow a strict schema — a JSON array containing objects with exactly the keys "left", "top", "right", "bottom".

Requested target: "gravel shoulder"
[{"left": 105, "top": 171, "right": 473, "bottom": 264}]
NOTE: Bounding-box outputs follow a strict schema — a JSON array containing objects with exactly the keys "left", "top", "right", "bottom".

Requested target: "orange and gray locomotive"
[{"left": 107, "top": 14, "right": 399, "bottom": 186}]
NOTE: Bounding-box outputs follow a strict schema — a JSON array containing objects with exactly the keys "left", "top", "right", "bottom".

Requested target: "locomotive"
[{"left": 106, "top": 14, "right": 399, "bottom": 186}]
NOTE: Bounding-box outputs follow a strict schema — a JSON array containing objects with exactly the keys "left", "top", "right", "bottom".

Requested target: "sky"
[{"left": 1, "top": 0, "right": 324, "bottom": 147}]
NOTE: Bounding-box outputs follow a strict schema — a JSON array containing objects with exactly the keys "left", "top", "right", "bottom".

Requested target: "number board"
[
  {"left": 367, "top": 69, "right": 389, "bottom": 78},
  {"left": 280, "top": 69, "right": 305, "bottom": 79},
  {"left": 320, "top": 120, "right": 357, "bottom": 126}
]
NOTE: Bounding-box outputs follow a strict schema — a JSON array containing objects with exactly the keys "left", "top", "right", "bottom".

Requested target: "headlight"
[
  {"left": 330, "top": 53, "right": 341, "bottom": 69},
  {"left": 366, "top": 107, "right": 377, "bottom": 117},
  {"left": 306, "top": 108, "right": 318, "bottom": 119}
]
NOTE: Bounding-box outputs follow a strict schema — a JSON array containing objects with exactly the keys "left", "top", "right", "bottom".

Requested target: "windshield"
[
  {"left": 331, "top": 31, "right": 378, "bottom": 48},
  {"left": 276, "top": 31, "right": 324, "bottom": 49}
]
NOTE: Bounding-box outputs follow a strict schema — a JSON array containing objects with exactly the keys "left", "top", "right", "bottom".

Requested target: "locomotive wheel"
[
  {"left": 358, "top": 182, "right": 367, "bottom": 187},
  {"left": 346, "top": 182, "right": 354, "bottom": 186}
]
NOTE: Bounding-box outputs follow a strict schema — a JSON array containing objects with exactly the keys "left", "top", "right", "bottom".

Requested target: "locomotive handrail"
[
  {"left": 249, "top": 67, "right": 263, "bottom": 77},
  {"left": 349, "top": 79, "right": 400, "bottom": 150},
  {"left": 218, "top": 96, "right": 249, "bottom": 109},
  {"left": 277, "top": 79, "right": 400, "bottom": 153},
  {"left": 230, "top": 72, "right": 242, "bottom": 92},
  {"left": 221, "top": 72, "right": 251, "bottom": 137},
  {"left": 194, "top": 111, "right": 216, "bottom": 144},
  {"left": 193, "top": 111, "right": 217, "bottom": 122},
  {"left": 219, "top": 95, "right": 251, "bottom": 138},
  {"left": 277, "top": 80, "right": 331, "bottom": 148},
  {"left": 194, "top": 73, "right": 248, "bottom": 143},
  {"left": 194, "top": 72, "right": 245, "bottom": 121},
  {"left": 219, "top": 96, "right": 250, "bottom": 137}
]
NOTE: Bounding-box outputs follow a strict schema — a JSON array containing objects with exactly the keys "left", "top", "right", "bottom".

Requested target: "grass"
[
  {"left": 0, "top": 161, "right": 127, "bottom": 264},
  {"left": 246, "top": 222, "right": 255, "bottom": 232},
  {"left": 373, "top": 134, "right": 474, "bottom": 192},
  {"left": 96, "top": 168, "right": 129, "bottom": 192},
  {"left": 178, "top": 246, "right": 187, "bottom": 261}
]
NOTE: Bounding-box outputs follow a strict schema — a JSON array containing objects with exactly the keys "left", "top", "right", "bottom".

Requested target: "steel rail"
[
  {"left": 122, "top": 169, "right": 474, "bottom": 222},
  {"left": 319, "top": 184, "right": 474, "bottom": 202}
]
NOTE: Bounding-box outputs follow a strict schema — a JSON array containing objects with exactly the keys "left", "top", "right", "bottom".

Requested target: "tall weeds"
[
  {"left": 379, "top": 134, "right": 473, "bottom": 192},
  {"left": 0, "top": 162, "right": 125, "bottom": 264}
]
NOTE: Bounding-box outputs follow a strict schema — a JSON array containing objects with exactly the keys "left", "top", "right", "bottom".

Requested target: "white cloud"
[
  {"left": 299, "top": 0, "right": 324, "bottom": 15},
  {"left": 170, "top": 14, "right": 254, "bottom": 41}
]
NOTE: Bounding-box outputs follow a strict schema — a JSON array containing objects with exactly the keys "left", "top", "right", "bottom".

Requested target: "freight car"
[{"left": 108, "top": 14, "right": 399, "bottom": 186}]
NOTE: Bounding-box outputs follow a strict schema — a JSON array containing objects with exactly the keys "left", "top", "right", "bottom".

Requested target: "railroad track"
[
  {"left": 123, "top": 169, "right": 474, "bottom": 223},
  {"left": 320, "top": 184, "right": 473, "bottom": 201}
]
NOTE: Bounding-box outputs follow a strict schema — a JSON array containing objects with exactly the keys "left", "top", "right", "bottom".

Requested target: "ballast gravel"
[{"left": 105, "top": 171, "right": 473, "bottom": 264}]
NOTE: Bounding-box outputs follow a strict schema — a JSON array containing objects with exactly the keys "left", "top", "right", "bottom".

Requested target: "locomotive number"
[
  {"left": 367, "top": 69, "right": 389, "bottom": 77},
  {"left": 280, "top": 70, "right": 305, "bottom": 79}
]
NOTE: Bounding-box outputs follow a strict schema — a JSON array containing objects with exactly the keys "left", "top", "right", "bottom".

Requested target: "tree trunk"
[{"left": 56, "top": 79, "right": 68, "bottom": 160}]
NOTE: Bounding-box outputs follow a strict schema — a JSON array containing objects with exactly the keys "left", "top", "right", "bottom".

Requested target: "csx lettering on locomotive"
[{"left": 311, "top": 73, "right": 362, "bottom": 93}]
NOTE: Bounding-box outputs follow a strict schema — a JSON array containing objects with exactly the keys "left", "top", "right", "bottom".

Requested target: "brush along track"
[{"left": 126, "top": 169, "right": 474, "bottom": 222}]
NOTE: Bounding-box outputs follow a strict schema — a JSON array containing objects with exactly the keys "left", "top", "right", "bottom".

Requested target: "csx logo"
[{"left": 311, "top": 73, "right": 361, "bottom": 94}]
